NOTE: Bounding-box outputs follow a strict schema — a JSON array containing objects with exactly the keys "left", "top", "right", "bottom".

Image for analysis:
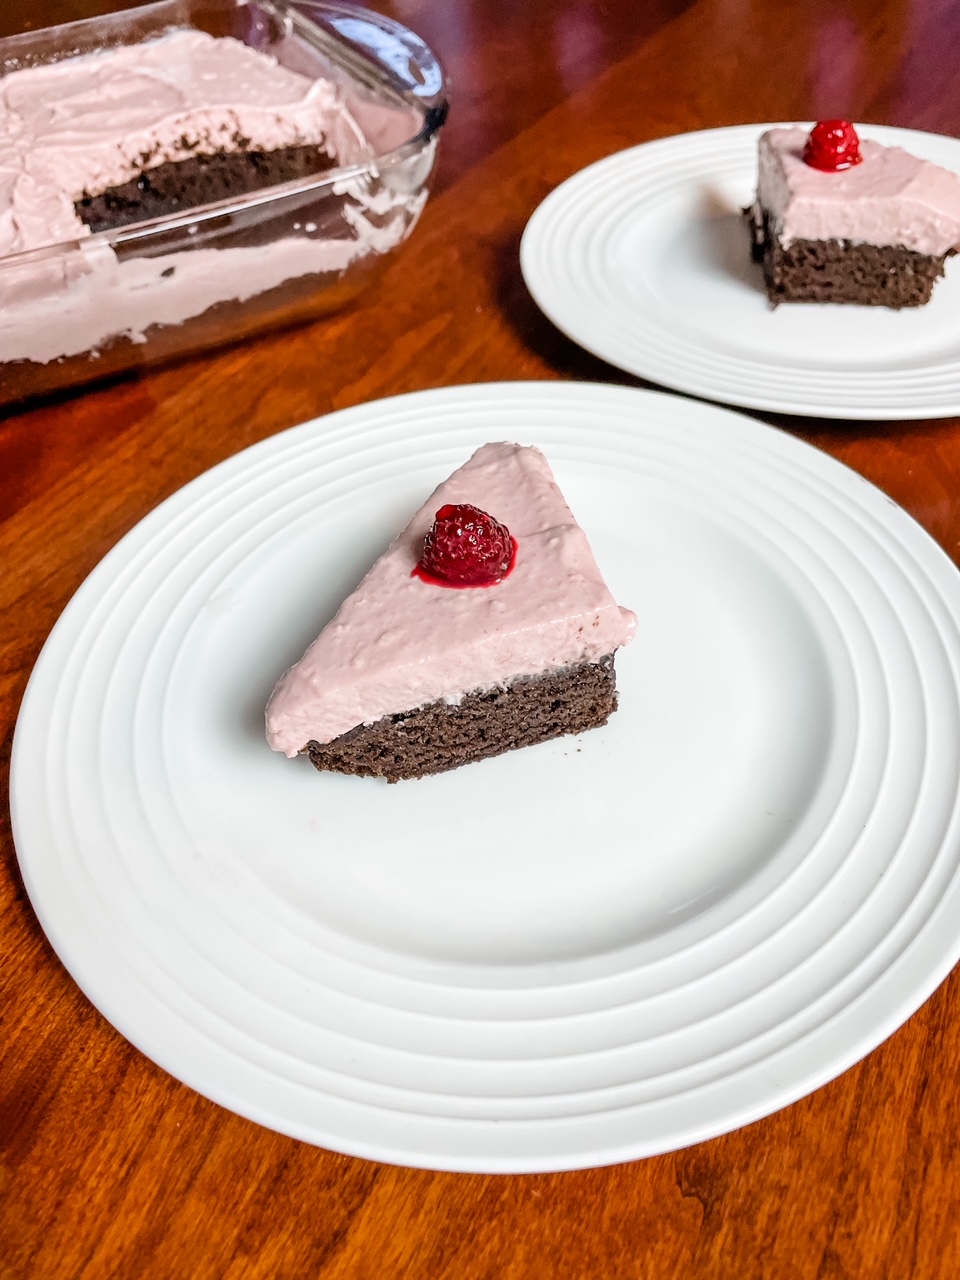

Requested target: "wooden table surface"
[{"left": 4, "top": 0, "right": 960, "bottom": 1276}]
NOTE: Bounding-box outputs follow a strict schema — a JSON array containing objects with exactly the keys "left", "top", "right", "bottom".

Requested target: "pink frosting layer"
[
  {"left": 756, "top": 126, "right": 960, "bottom": 256},
  {"left": 0, "top": 28, "right": 430, "bottom": 365},
  {"left": 265, "top": 443, "right": 638, "bottom": 757},
  {"left": 0, "top": 28, "right": 370, "bottom": 257},
  {"left": 0, "top": 194, "right": 429, "bottom": 363}
]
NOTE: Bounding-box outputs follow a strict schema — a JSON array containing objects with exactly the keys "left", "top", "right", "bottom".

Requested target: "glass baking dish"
[{"left": 0, "top": 0, "right": 447, "bottom": 410}]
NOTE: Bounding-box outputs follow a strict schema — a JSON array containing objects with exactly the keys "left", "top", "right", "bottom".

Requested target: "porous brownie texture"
[
  {"left": 747, "top": 206, "right": 951, "bottom": 308},
  {"left": 75, "top": 144, "right": 336, "bottom": 233},
  {"left": 304, "top": 656, "right": 619, "bottom": 782}
]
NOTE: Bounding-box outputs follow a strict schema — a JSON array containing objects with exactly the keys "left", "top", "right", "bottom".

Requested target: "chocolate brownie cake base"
[
  {"left": 75, "top": 144, "right": 337, "bottom": 233},
  {"left": 304, "top": 656, "right": 619, "bottom": 782},
  {"left": 747, "top": 207, "right": 950, "bottom": 307}
]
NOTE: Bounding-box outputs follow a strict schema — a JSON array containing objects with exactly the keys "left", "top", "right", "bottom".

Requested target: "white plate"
[
  {"left": 12, "top": 382, "right": 960, "bottom": 1172},
  {"left": 520, "top": 125, "right": 960, "bottom": 419}
]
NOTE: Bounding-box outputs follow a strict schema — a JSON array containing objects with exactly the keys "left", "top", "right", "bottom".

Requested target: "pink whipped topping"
[
  {"left": 0, "top": 204, "right": 428, "bottom": 363},
  {"left": 756, "top": 126, "right": 960, "bottom": 256},
  {"left": 0, "top": 28, "right": 369, "bottom": 257},
  {"left": 0, "top": 28, "right": 431, "bottom": 365},
  {"left": 265, "top": 443, "right": 637, "bottom": 756}
]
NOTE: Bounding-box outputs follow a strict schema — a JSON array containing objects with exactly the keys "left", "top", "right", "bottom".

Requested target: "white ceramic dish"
[
  {"left": 12, "top": 382, "right": 960, "bottom": 1171},
  {"left": 520, "top": 125, "right": 960, "bottom": 419}
]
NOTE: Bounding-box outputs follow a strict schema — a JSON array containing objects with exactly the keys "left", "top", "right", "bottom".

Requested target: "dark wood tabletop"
[{"left": 4, "top": 0, "right": 960, "bottom": 1276}]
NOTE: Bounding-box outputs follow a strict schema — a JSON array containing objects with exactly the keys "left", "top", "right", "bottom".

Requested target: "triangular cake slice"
[{"left": 265, "top": 442, "right": 636, "bottom": 782}]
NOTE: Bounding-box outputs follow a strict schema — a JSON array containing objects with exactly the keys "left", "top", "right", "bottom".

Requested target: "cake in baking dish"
[
  {"left": 746, "top": 120, "right": 960, "bottom": 307},
  {"left": 0, "top": 24, "right": 428, "bottom": 384}
]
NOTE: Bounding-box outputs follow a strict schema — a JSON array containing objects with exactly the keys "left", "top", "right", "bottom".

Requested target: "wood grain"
[{"left": 4, "top": 1, "right": 960, "bottom": 1276}]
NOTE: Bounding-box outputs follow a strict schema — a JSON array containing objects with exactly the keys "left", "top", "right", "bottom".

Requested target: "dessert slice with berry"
[
  {"left": 746, "top": 120, "right": 960, "bottom": 307},
  {"left": 265, "top": 442, "right": 636, "bottom": 782}
]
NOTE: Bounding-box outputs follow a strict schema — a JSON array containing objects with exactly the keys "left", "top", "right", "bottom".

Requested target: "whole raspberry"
[
  {"left": 415, "top": 503, "right": 517, "bottom": 587},
  {"left": 803, "top": 120, "right": 863, "bottom": 172}
]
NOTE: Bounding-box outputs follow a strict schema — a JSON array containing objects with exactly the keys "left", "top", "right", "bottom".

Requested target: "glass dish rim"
[{"left": 0, "top": 0, "right": 448, "bottom": 272}]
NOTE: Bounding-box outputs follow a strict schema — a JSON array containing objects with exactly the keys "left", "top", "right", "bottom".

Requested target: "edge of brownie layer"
[
  {"left": 746, "top": 204, "right": 952, "bottom": 308},
  {"left": 75, "top": 145, "right": 339, "bottom": 234},
  {"left": 304, "top": 657, "right": 620, "bottom": 783}
]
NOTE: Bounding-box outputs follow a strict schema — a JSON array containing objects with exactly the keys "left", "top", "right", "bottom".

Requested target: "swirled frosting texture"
[
  {"left": 757, "top": 126, "right": 960, "bottom": 256},
  {"left": 0, "top": 28, "right": 367, "bottom": 257},
  {"left": 266, "top": 443, "right": 637, "bottom": 756}
]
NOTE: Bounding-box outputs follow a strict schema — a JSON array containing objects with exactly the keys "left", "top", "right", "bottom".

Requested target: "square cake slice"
[{"left": 746, "top": 121, "right": 960, "bottom": 307}]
